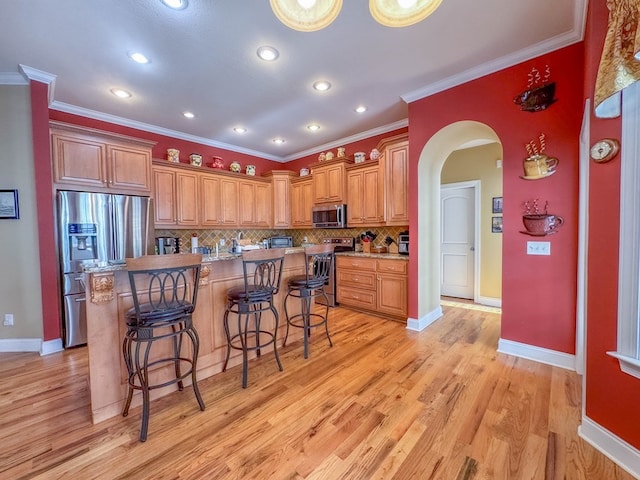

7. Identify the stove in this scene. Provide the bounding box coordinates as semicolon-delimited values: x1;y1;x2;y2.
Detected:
317;237;355;306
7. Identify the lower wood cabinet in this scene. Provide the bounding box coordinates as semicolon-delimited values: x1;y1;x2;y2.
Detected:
336;255;408;319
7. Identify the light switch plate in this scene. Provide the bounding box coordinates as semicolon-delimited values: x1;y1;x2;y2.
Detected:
527;241;551;255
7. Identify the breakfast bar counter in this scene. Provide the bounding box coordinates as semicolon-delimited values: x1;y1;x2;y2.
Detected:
83;249;306;424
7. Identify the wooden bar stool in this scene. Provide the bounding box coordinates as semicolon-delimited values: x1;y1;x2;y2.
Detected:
222;248;286;388
122;253;205;442
283;244;335;358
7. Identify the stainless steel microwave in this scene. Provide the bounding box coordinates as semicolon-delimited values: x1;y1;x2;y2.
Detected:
312;204;347;228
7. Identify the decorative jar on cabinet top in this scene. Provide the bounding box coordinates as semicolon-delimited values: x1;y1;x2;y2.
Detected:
167;148;180;163
189;153;203;166
229;161;241;173
246;165;256;176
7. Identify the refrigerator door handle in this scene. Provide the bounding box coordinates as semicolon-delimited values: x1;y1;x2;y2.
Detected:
74;297;86;303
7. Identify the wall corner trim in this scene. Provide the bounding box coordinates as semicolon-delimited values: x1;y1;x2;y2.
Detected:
18;64;57;105
497;338;576;370
41;338;64;356
579;416;640;479
406;306;443;331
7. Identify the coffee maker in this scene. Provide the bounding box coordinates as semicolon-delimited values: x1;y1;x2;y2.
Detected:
398;231;409;255
155;236;179;255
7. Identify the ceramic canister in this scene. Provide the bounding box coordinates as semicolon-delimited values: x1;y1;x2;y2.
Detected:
167;148;180;163
189;153;203;166
246;165;256;176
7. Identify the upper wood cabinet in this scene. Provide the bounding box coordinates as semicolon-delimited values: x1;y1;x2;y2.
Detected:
379;135;409;225
346;161;384;226
311;158;349;204
290;177;313;228
200;175;239;228
264;170;296;229
238;179;272;228
152;165;199;228
50;121;154;194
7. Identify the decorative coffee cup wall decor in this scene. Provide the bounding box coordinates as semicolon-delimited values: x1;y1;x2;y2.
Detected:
520;133;558;179
513;65;557;112
521;199;564;235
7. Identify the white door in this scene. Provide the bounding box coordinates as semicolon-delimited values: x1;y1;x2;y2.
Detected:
441;185;475;299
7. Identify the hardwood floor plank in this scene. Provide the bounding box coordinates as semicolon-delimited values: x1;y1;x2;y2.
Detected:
0;305;635;480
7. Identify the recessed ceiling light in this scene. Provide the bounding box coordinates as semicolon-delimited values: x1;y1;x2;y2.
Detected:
307;124;321;131
355;105;367;113
128;52;150;64
272;138;286;144
183;111;195;118
110;88;131;98
256;46;279;61
161;0;188;9
313;80;331;92
233;127;247;134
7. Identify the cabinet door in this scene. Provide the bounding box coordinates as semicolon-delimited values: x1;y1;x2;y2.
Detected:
200;175;223;226
313;168;329;204
385;141;409;225
377;273;408;317
291;179;313;227
52;133;107;188
219;178;239;226
363;167;383;223
272;175;291;228
254;182;272;227
153;168;177;226
176;172;199;226
347;170;365;225
107;144;151;193
326;164;345;202
238;181;255;226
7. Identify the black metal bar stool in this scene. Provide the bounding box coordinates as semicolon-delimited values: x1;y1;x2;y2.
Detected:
283;244;335;359
122;253;205;442
222;248;286;388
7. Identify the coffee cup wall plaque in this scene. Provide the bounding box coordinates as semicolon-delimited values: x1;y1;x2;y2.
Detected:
521;199;564;236
514;65;557;112
520;133;558;180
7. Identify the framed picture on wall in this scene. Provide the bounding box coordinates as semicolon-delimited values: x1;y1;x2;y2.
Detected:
492;196;503;214
492;216;503;233
0;190;19;219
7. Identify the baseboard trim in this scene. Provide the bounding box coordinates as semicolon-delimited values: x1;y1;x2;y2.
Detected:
579;416;640;479
41;338;64;355
477;296;502;308
0;338;64;355
497;338;576;370
406;306;443;331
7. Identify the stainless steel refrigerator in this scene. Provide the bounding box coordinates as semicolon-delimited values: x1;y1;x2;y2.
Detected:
57;191;154;347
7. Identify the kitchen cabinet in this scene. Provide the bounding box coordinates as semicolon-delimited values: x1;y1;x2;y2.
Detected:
380;135;409;226
50;121;153;194
336;255;408;319
152;165;199;228
238;179;272;228
264;170;296;229
290;177;313;227
346;161;384;226
200;174;239;227
311;158;349;204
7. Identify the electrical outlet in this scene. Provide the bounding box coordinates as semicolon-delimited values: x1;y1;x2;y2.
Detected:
527;241;551;255
4;313;14;326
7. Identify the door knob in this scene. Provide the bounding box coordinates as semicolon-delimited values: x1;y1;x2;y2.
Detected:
470;246;475;251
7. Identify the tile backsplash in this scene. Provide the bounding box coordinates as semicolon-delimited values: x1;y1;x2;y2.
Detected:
155;226;408;253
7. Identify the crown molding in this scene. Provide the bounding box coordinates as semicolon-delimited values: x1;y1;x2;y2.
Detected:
50;101;284;162
284;119;409;161
0;72;29;85
19;65;57;105
401;0;587;104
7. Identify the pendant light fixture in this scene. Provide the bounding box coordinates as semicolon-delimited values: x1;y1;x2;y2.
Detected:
369;0;443;27
270;0;343;32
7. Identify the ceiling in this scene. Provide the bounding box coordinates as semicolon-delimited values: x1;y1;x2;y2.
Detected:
0;0;586;162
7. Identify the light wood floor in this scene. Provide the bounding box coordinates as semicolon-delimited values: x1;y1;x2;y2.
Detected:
0;304;634;479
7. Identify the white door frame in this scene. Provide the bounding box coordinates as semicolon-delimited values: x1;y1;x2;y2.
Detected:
441;180;481;303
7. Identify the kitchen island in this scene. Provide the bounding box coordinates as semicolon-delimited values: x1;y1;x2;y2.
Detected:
83;249;307;424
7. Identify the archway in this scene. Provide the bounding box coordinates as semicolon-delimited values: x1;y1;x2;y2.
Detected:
410;120;501;330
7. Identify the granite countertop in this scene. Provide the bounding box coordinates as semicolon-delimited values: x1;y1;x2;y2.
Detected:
82;247;307;273
337;251;409;261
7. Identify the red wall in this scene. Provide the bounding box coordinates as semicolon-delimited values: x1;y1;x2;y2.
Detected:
49;111;283;176
583;0;640;449
30;82;61;341
408;44;584;354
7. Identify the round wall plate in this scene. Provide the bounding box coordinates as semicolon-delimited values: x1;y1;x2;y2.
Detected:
590;138;620;163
